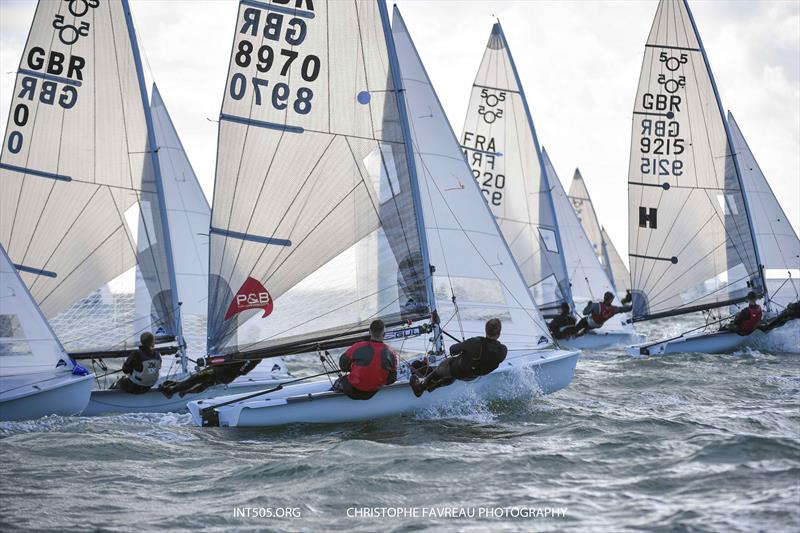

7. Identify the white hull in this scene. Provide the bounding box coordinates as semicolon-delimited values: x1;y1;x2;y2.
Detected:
559;330;645;350
82;373;293;416
0;371;94;421
188;348;580;428
628;330;750;356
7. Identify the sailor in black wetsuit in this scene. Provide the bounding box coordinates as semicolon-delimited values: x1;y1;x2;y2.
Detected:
758;301;800;333
410;318;507;397
548;302;577;340
112;332;162;395
159;360;261;399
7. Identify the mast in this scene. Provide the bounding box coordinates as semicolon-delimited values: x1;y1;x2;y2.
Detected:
494;23;575;310
378;0;440;350
121;0;185;367
681;0;766;307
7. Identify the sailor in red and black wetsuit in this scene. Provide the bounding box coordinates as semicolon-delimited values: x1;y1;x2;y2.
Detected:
726;291;763;335
333;319;397;400
569;291;632;337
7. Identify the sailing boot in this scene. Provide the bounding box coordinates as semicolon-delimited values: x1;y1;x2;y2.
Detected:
410;375;424;398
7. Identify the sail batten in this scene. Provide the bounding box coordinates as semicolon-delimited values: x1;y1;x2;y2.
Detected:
627;0;763;321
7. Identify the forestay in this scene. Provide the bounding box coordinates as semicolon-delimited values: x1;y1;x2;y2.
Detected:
150;84;211;356
392;8;552;350
460;23;570;316
728;112;800;311
627;0;762;321
602;228;632;296
208;0;431;356
542;151;627;331
0;244;73;376
0;0;178;351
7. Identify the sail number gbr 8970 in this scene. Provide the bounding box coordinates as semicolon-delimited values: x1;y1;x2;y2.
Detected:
231;3;320;115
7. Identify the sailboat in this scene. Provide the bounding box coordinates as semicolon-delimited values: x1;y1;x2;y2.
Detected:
626;0;785;356
1;244;93;421
460;22;640;350
568;169;632;300
0;0;290;416
187;1;578;428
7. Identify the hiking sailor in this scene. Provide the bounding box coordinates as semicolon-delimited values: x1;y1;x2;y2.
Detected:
112;332;162;394
159;360;260;399
724;291;763;335
569;291;632;338
410;318;507;397
548;302;577;340
332;319;398;400
758;300;800;333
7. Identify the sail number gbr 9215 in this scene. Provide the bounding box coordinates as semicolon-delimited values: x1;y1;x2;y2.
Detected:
637;50;689;179
231;3;320;115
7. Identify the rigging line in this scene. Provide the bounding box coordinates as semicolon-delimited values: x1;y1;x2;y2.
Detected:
648;271;752;312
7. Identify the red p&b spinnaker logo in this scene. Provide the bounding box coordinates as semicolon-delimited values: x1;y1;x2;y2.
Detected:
224;277;273;320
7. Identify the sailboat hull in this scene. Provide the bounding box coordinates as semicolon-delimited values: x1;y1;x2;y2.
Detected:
627;330;751;356
82;373;293;416
187;348;580;428
0;372;93;422
559;330;645;350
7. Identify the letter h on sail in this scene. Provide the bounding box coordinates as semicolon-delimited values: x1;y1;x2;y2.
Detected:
639;207;658;229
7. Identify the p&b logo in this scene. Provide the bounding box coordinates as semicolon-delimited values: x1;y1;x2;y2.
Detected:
225;277;274;320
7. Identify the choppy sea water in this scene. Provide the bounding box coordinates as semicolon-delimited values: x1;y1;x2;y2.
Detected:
1;317;798;532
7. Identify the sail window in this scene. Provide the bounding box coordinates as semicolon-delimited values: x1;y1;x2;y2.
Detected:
716;194;739;215
538;228;559;253
364;144;400;205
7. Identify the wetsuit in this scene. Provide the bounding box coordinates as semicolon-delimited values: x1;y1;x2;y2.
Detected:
548;313;577;340
726;303;763;335
419;336;508;393
160;360;260;398
758;301;800;333
333;340;397;400
114;347;162;394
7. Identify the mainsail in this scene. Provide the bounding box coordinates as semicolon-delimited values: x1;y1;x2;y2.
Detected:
392;8;552;350
0;244;73;376
0;0;180;351
150;84;210;357
460;23;571;316
627;0;763;321
207;0;432;357
728;112;800;311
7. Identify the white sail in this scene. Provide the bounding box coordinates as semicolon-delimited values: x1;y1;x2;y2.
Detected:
392;8;552;350
602;227;632;295
0;244;72;376
460;23;570;316
728;112;800;311
542;150;628;332
150;84;210;355
207;0;432;355
627;0;762;321
0;0;178;350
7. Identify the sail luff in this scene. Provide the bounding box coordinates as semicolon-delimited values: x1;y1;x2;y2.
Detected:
680;0;766;295
121;0;184;352
377;0;437;319
493;23;575;309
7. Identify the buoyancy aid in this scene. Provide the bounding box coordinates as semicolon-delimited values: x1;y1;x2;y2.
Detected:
737;304;762;334
590;302;615;327
343;341;396;392
130;351;162;387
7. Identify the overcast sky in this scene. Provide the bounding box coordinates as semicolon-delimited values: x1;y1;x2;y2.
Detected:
1;0;798;261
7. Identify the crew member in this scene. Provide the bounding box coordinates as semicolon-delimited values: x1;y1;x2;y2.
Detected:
621;290;632;305
758;301;800;333
410;318;507;397
569;292;632;337
159;360;260;399
332;319;397;400
112;332;162;394
725;291;763;335
548;302;576;340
